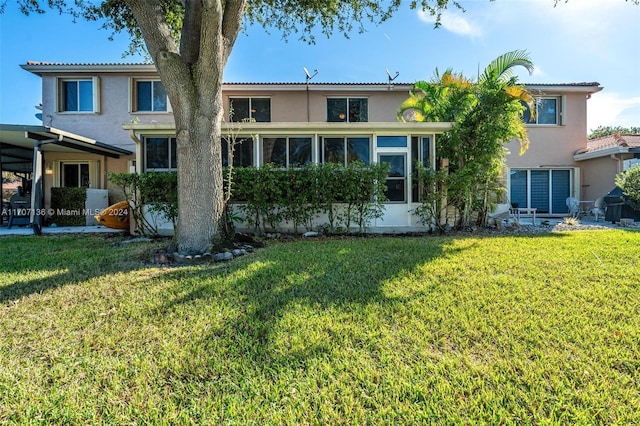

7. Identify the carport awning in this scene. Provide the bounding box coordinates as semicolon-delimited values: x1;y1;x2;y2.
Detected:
0;124;133;173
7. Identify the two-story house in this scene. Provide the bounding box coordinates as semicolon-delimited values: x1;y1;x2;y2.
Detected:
1;61;611;232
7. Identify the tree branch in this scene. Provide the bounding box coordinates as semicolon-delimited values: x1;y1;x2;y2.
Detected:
180;0;202;65
221;0;246;61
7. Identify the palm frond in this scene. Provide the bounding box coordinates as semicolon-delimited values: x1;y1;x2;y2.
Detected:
480;50;534;84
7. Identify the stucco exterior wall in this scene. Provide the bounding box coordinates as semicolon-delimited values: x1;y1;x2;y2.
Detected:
505;92;589;169
223;86;410;123
40;72;174;153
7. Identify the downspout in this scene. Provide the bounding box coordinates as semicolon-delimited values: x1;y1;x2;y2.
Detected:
30;137;59;235
611;154;623;174
128;130;143;174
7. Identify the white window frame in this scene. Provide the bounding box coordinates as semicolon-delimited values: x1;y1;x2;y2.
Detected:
56;77;100;113
523;96;564;126
53;160;98;188
130;78;172;113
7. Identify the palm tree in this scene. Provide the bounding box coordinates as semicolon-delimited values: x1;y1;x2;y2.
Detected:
399;50;536;228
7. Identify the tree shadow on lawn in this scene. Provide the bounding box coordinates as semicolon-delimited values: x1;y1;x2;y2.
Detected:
0;234;159;303
155;232;573;380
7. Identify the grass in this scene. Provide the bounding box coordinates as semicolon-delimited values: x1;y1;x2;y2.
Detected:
1;230;639;424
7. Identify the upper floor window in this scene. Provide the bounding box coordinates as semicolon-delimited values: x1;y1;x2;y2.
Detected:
522;97;560;125
144;136;177;171
58;78;99;113
134;80;169;112
229;97;271;122
327;98;368;122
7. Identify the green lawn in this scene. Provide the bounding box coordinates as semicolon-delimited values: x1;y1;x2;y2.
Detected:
1;230;639;424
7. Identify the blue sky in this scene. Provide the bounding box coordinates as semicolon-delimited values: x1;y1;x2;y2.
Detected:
1;0;639;133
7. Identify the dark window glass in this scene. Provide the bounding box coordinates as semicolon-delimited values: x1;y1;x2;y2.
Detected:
510;170;527;209
263;137;287;166
145;138;170;169
222;137;254;167
62;163;90;187
327;98;348;122
63;81;78;111
348;98;368;122
347;137;370;165
230;98;250;122
323;137;345;164
63;163;79;187
289;137;312;166
137;81;152;111
537;98;558;125
377;136;407;148
380;154;406;202
551;170;570;214
252;98;271;122
152;81;168;111
170;138;177;169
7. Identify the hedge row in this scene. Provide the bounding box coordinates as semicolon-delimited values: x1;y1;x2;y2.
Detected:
230;162;389;234
110;162;390;236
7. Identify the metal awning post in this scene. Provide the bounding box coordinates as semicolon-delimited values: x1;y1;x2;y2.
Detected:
30;138;56;235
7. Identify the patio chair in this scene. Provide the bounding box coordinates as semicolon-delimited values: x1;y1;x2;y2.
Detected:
566;197;580;218
591;197;605;222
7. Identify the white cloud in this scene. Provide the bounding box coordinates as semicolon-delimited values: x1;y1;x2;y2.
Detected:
417;10;483;38
588;92;640;131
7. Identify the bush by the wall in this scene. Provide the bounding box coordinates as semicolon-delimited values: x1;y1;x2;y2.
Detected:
109;172;177;236
616;165;640;211
50;187;87;226
232;162;388;235
111;164;388;236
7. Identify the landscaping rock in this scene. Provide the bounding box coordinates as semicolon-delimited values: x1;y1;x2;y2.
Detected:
123;237;154;244
214;252;234;262
303;231;319;238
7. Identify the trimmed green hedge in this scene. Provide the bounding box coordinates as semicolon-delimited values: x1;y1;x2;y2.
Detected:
50;187;87;226
110;162;389;236
231;162;389;235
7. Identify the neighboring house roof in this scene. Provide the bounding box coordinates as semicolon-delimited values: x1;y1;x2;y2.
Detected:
574;134;640;161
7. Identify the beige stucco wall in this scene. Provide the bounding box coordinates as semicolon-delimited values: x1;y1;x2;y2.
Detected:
578;154;635;201
505;92;589;169
223;86;410;123
40;72;173;153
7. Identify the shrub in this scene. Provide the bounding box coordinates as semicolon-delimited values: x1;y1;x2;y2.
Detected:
109;172;177;236
615;165;640;210
50;187;87;226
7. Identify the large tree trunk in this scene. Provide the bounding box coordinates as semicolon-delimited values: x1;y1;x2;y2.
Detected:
126;0;245;254
174;91;225;255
